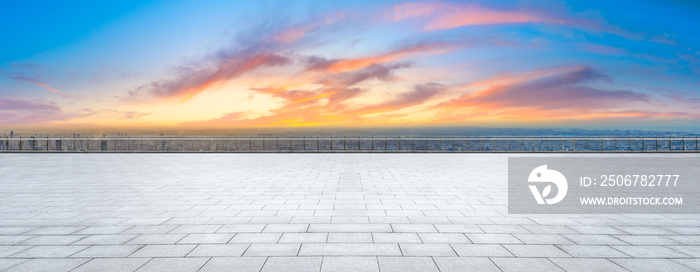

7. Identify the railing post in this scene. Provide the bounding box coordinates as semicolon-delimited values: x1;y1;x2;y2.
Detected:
629;137;631;152
276;137;279;151
438;137;441;151
452;138;455;151
521;138;524;152
600;137;605;152
385;137;388;151
668;137;671;152
642;137;645;151
317;136;319;151
303;136;306;151
330;137;333;151
398;137;401;151
479;138;482;152
655;137;658;151
412;137;415;151
614;137;617;152
682;137;685;151
371;137;374;151
344;137;346;151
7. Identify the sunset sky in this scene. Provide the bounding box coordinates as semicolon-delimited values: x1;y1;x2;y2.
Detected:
1;0;699;130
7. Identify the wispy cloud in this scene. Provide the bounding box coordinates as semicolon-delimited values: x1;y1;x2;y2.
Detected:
654;88;700;103
0;99;67;124
129;54;292;103
8;73;62;94
103;1;700;128
0;99;150;125
429;66;675;123
349;82;445;115
389;2;564;31
80;109;152;120
386;1;677;45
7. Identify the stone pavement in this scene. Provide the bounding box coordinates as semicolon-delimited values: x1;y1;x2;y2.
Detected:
0;153;698;272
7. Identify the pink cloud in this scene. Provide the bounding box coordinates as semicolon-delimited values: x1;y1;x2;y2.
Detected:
10;75;62;94
129;54;292;102
390;2;565;31
273;26;313;43
0;99;66;124
0;99;151;126
387;2;671;45
272;11;349;43
428;66;673;124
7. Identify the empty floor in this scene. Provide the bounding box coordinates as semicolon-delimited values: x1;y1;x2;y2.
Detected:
0;154;698;271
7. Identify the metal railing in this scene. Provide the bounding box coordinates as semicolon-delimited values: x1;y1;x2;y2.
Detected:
0;136;698;153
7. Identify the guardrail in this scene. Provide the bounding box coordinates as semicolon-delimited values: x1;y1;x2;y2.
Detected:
0;136;698;152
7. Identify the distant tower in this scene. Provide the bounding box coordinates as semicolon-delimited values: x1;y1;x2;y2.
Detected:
10;131;13;138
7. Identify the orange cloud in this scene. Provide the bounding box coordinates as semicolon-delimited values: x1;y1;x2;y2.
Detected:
249;61;413;110
179;65;696;128
453;67;582;94
123;3;692;128
348;82;445;116
183;82;444;128
428;66;667;124
322;42;458;73
130;54;292;103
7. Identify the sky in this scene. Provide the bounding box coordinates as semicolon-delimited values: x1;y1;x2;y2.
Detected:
1;0;699;131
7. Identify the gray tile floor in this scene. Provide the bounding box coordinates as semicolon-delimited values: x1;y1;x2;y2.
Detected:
0;153;698;271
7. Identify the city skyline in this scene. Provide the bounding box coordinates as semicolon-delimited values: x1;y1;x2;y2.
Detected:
1;0;699;130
